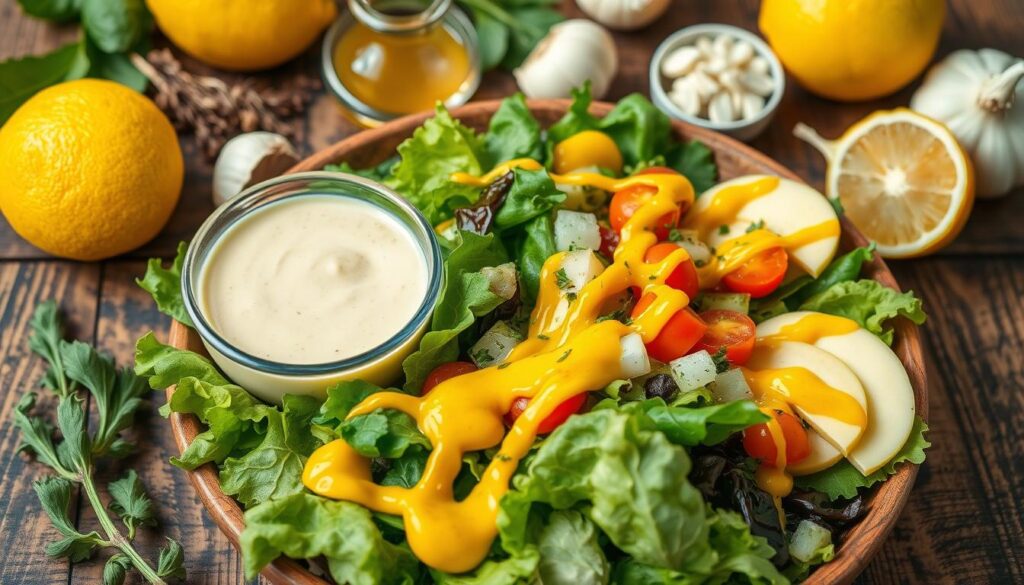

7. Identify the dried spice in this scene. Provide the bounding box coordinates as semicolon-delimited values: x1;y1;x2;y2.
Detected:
131;49;321;160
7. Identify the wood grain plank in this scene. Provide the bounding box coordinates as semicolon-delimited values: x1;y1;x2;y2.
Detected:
0;260;99;584
69;261;251;585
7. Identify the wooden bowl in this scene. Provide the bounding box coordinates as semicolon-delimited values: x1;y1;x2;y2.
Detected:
168;99;928;585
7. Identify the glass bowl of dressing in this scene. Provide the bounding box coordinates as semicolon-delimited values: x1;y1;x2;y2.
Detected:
322;0;481;126
182;172;442;403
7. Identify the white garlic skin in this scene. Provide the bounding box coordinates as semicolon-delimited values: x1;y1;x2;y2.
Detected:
514;20;618;100
213;132;300;206
911;48;1024;198
575;0;670;31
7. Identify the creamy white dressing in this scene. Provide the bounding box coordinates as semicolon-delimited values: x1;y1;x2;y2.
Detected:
199;195;429;364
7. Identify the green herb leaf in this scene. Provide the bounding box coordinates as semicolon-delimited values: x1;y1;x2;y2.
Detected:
14;393;71;476
471;8;509;71
29;296;73;398
81;0;149;54
645;400;769;447
102;554;132;585
107;469;156;532
795;416;930;499
0;41;89;124
515;214;557;303
17;0;82;22
799;279;926;345
492;167;565;230
56;393;91;470
156;538;187;579
240;492;422;584
34;476;105;562
137;242;193;327
664;140;717;195
485;93;543;162
84;38;148;91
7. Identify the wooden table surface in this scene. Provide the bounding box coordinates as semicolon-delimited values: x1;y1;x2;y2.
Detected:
1;0;1022;583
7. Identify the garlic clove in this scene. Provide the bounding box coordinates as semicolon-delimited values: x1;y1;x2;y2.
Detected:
514;19;618;99
705;54;729;76
719;69;742;93
690;69;721;100
213;132;299;206
669;81;702;116
711;34;733;60
695;36;714;58
748;55;770;75
740;92;766;120
729;41;755;68
707;91;735;123
662;46;702;78
740;71;775;97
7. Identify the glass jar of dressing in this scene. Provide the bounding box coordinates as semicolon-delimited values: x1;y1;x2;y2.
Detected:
322;0;481;125
182;172;442;404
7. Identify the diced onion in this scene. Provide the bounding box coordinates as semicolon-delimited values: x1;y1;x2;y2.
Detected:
554;210;601;252
669;350;717;391
618;333;651;379
469;321;522;367
789;520;832;564
709;368;753;402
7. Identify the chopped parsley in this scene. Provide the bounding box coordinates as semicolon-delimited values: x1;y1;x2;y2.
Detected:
718;225;730;235
557;349;572;363
668;228;684;242
711;347;730;373
745;219;765;233
555;268;572;290
829;196;845;215
470;348;495;365
596;308;632;324
537;334;550;341
497;362;511;370
694;259;707;268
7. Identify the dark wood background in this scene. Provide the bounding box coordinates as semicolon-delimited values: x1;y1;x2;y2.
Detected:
1;0;1021;583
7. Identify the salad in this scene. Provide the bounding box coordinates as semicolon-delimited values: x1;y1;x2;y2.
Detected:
136;85;929;584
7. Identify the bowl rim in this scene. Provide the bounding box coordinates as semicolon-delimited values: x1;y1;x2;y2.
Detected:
166;98;927;585
649;23;786;131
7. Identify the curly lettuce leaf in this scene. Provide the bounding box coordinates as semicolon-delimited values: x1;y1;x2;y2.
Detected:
645;400;769;447
498;408;712;572
485;93;544;163
402;231;509;391
325;157;399;182
137;242;192;326
799;279;926;345
536;510;610;585
795;416;930;499
241;492;421;585
431;550;539;585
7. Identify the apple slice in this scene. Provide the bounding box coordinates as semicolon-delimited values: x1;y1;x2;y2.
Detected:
757;311;916;475
691;175;839;277
746;341;868;456
788;429;842;476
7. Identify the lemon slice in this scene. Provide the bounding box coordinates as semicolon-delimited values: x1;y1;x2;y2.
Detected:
795;108;974;258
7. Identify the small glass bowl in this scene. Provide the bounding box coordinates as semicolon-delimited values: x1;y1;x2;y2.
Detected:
321;0;481;127
182;172;442;403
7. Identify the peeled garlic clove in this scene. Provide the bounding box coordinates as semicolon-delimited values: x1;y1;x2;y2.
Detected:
748;55;770;75
670;83;701;116
740;92;766;120
741;71;775;96
729;41;755;67
690;69;720;100
515;19;618;99
712;34;733;59
695;36;714;58
708;92;735;123
705;55;729;76
729;88;745;112
213;132;299;206
719;69;742;93
662;46;702;78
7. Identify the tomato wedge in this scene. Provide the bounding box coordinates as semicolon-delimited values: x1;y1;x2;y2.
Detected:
422;361;477;394
630;292;707;362
504;393;587;434
722;247;788;298
743;411;811;466
693;309;757;365
609;167;682;239
644;242;700;299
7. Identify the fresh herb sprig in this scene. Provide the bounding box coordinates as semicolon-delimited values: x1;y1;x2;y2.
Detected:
456;0;563;71
14;301;185;584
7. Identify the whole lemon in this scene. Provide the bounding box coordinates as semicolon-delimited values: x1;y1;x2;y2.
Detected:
146;0;337;71
759;0;945;101
0;79;183;261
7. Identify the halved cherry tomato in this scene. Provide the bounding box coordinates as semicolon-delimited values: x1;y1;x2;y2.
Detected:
630;292;707;362
609;167;682;239
722;247;788;298
422;361;477;394
644;242;700;299
504;393;587;434
743;411;811;466
693;309;757;365
598;224;620;260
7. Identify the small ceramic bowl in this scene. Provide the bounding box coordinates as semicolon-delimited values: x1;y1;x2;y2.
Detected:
649;23;785;142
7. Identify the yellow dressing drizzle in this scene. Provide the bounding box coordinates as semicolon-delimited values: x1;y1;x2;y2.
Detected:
303;158;697;573
685;176;779;240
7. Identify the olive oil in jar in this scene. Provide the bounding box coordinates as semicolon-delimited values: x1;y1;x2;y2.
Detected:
323;0;480;124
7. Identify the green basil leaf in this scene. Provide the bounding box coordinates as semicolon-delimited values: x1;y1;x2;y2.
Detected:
81;0;149;54
17;0;82;21
473;9;509;71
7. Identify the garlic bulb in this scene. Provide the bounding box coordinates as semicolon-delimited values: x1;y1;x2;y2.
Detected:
514;20;617;99
575;0;669;31
212;132;300;206
911;49;1024;198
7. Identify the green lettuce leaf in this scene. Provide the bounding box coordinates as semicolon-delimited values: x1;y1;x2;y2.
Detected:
799;279;926;345
537;510;609;585
493;168;565;231
795;416;930;499
514;214;557;304
749;245;876;322
241;492;421;585
402;231;508;391
431;550;539;585
136;242;192;327
665;140;718;195
546;84;600;147
386;105;487;224
339;408;430;459
645;400;769;447
484;93;544;163
324;157;399;182
498;408;712;572
133;331;227;388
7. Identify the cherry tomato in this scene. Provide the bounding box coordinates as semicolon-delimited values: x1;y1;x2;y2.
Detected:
722;248;788;298
630;292;707;362
693;309;757;365
504;393;587;434
609;167;682;239
743;411;811;466
598;224;620;260
422;361;477;394
644;242;700;299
